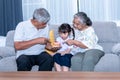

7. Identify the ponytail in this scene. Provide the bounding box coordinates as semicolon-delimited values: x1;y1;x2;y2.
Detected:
71;28;75;40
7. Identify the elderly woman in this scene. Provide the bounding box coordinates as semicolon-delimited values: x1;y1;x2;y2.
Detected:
65;12;105;71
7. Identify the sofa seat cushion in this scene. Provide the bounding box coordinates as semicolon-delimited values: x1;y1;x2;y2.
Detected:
0;56;39;71
0;56;17;71
94;54;120;72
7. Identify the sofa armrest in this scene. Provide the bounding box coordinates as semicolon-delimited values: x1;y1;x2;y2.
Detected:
0;46;15;58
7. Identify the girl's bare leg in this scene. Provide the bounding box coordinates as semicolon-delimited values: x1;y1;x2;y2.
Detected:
54;62;62;71
62;66;69;71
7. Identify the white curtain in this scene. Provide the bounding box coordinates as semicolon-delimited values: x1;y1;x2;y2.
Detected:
46;0;77;24
22;0;120;24
22;0;77;24
22;0;47;21
78;0;120;21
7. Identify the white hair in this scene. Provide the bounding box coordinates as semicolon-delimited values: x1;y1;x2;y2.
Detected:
33;8;50;23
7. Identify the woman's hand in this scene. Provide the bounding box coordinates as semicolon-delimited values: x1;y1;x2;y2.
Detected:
66;39;88;49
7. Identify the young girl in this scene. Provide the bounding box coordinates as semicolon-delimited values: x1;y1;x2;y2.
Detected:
53;23;74;71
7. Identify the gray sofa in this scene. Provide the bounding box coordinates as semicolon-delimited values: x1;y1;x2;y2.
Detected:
0;22;120;72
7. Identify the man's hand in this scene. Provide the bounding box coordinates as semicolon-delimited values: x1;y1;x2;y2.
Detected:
14;37;49;50
36;37;49;44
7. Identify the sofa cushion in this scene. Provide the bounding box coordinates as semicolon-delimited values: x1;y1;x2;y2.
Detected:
112;43;120;55
93;22;119;43
117;27;120;42
0;56;2;60
0;56;17;71
94;54;120;72
6;30;15;47
0;47;15;58
99;43;115;54
49;24;59;38
0;36;6;47
0;56;39;71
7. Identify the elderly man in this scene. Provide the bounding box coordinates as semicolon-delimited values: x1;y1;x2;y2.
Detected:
14;8;53;71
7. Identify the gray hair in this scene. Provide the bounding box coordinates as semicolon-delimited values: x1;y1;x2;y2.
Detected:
33;8;50;23
74;12;92;26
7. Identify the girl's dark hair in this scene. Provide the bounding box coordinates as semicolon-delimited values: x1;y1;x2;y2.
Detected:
74;12;92;26
58;23;75;40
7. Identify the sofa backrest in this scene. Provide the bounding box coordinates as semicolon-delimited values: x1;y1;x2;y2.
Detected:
92;22;119;53
117;27;120;41
49;24;59;38
6;30;15;47
92;22;119;43
6;22;119;54
5;25;59;48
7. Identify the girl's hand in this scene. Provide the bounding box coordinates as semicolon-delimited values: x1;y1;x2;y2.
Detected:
60;48;71;56
65;39;74;46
